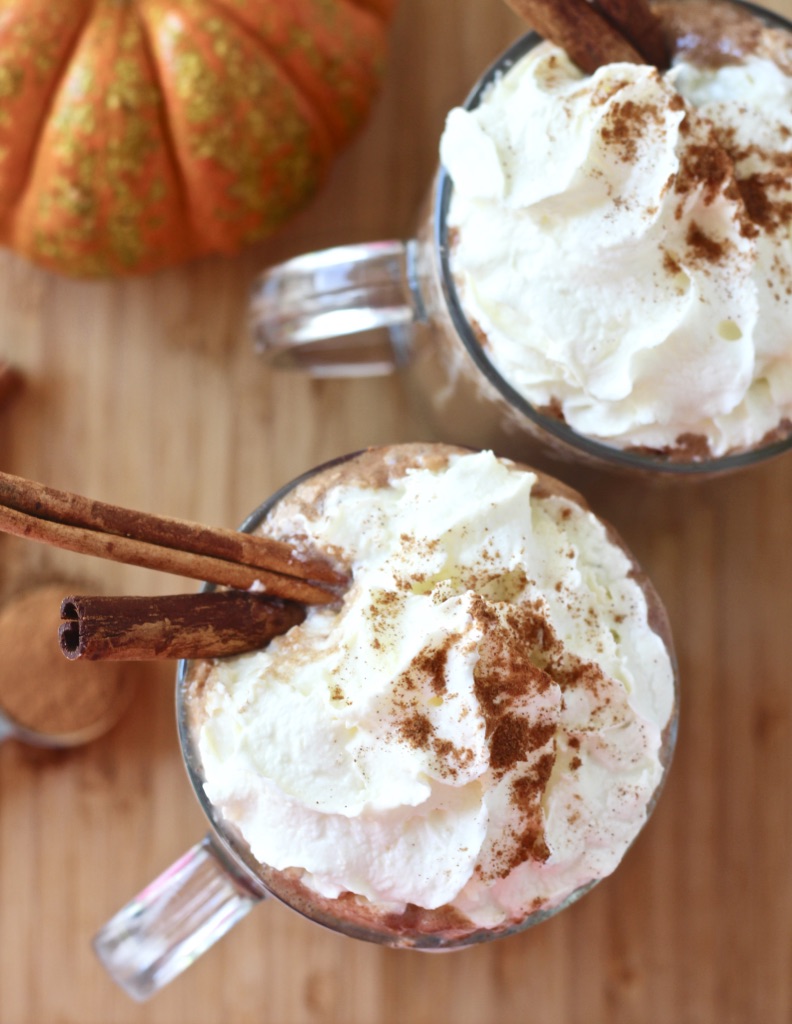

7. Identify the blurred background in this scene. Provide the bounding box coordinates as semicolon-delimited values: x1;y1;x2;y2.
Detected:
0;0;790;1021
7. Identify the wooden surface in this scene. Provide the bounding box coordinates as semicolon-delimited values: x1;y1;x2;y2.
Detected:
1;1;792;1021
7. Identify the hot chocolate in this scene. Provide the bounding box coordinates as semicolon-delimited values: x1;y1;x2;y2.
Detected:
184;444;677;942
439;1;792;460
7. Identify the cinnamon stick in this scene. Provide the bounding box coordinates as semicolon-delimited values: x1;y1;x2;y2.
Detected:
0;472;344;605
0;361;23;411
59;592;306;661
504;0;645;73
593;0;668;68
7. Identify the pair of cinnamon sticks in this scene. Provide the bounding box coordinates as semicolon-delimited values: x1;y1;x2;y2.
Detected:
505;0;668;74
0;471;347;662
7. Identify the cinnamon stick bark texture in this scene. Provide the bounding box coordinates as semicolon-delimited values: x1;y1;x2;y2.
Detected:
593;0;668;68
504;0;645;73
0;471;344;605
60;593;307;661
0;471;344;585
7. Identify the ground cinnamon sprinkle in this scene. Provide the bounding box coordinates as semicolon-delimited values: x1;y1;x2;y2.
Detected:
489;715;533;773
685;221;727;264
674;139;734;205
411;645;450;695
507;760;555;866
391;633;479;778
490;716;557;774
463;596;563;877
737;172;792;232
398;711;433;749
600;99;663;163
662;250;683;276
671;121;792;250
549;655;608;697
381;532;644;883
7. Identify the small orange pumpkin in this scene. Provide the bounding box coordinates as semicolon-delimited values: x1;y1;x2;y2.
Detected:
0;0;397;276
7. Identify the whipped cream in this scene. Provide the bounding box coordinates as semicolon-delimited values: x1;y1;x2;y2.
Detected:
440;4;792;457
192;446;676;931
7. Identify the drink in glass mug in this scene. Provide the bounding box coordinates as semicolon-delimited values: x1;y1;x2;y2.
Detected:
94;444;678;999
251;1;792;476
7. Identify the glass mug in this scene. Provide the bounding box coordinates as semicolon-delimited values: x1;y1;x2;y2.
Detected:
93;449;679;1001
250;5;792;477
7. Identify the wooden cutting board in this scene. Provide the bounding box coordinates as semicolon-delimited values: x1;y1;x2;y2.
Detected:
1;1;791;1021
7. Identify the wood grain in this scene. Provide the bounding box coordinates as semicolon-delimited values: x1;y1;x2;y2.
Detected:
1;1;792;1021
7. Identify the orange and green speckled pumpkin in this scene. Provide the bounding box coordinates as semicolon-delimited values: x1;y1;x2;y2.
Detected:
0;0;397;276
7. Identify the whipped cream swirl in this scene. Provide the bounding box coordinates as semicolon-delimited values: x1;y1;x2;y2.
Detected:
193;448;675;928
440;9;792;456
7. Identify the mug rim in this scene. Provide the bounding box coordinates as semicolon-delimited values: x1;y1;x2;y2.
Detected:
434;0;792;476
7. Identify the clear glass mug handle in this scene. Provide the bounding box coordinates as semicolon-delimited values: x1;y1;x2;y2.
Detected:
93;834;264;1001
249;240;426;377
